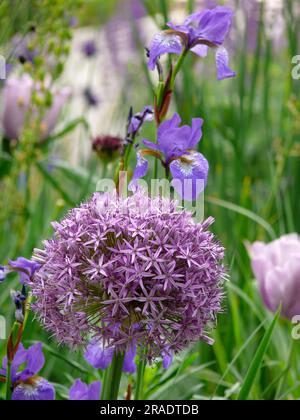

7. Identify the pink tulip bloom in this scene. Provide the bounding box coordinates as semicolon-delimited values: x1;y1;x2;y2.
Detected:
248;234;300;320
2;74;70;140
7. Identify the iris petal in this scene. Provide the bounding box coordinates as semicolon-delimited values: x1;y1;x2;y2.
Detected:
128;152;149;190
148;32;183;70
170;151;209;201
215;47;236;81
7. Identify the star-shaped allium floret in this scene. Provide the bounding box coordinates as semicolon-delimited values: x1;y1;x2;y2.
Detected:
127;219;152;239
139;247;166;272
176;246;205;268
56;255;81;280
111;238;147;264
154;261;184;291
83;255;111;280
121;262;154;286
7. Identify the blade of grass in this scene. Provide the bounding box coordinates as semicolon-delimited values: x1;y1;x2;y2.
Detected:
237;308;280;400
206;196;276;240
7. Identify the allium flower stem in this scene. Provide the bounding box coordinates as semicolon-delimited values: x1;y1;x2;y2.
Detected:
101;352;125;400
134;349;147;401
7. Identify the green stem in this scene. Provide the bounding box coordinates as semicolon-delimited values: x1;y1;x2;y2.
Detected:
101;352;125;400
275;338;296;399
134;349;147;400
5;361;12;400
170;49;188;90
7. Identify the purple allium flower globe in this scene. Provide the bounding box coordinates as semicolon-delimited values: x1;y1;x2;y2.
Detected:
30;191;225;361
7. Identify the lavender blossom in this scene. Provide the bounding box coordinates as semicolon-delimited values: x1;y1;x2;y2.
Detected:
2;74;70;140
0;343;55;400
30;191;225;361
69;379;101;400
129;113;209;201
148;6;236;80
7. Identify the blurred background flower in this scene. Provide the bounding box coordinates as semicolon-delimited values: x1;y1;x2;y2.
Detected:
2;74;71;141
248;234;300;320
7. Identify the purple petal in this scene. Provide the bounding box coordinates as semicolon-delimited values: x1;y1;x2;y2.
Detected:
193;6;234;46
128;152;149;191
128;116;141;134
87;381;102;400
148;32;183;71
157;113;182;139
157;114;204;162
69;379;101;400
190;44;208;57
162;352;173;369
167;6;233;47
9;257;40;284
2;74;33;140
123;345;137;374
12;378;55;400
188;118;204;149
2;75;70;141
18;343;45;382
84;339;114;370
143;139;161;152
128;106;154;134
215;47;236;81
159;126;192;162
10;344;27;383
170;152;209;201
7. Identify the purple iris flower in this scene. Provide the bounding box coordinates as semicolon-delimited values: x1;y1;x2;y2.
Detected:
84;339;137;374
128;106;154;135
84;339;114;370
148;6;236;81
69;379;101;400
8;257;40;284
0;343;55;400
82;40;98;57
123;345;137;374
129;113;209;201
